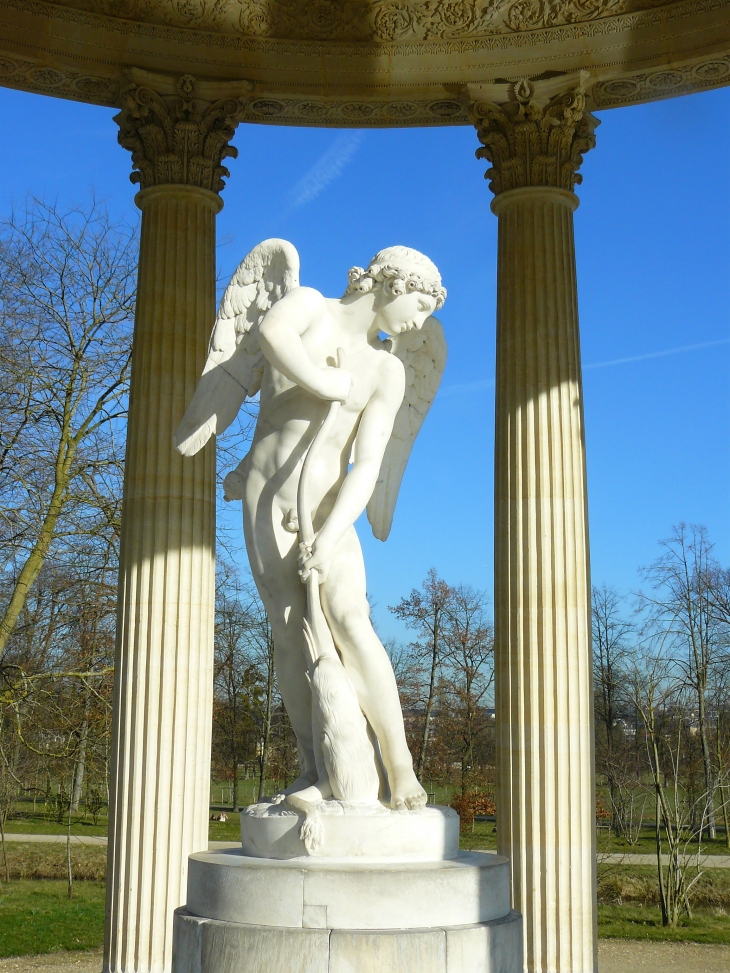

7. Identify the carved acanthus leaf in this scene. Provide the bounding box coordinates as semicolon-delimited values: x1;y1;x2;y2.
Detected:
114;75;244;192
468;79;599;195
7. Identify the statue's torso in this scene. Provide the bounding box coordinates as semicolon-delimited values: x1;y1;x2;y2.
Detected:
243;301;397;526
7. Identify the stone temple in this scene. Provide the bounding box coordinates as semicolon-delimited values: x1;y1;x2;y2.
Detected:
0;3;727;971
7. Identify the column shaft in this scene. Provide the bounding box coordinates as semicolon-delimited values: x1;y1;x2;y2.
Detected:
493;186;596;973
104;185;219;973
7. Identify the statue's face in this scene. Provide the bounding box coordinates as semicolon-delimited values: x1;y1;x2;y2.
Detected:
375;289;437;337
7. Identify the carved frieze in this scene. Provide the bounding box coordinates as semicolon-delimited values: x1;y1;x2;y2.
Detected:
114;75;243;191
48;0;674;40
0;50;119;103
593;53;730;105
240;95;469;126
468;79;598;195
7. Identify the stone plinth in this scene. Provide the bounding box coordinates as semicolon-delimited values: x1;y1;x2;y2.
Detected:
174;908;522;973
187;847;510;929
173;848;522;973
240;801;459;861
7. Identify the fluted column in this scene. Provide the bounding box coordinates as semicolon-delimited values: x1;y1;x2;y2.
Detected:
105;76;242;973
469;80;599;973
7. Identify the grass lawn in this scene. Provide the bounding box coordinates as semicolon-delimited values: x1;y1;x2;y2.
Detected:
458;820;498;851
1;842;106;880
596;830;729;856
0;881;106;956
598;905;730;943
208;816;241;842
596;864;730;943
4;807;108;837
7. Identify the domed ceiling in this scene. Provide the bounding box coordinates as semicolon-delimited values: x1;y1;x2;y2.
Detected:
0;0;728;123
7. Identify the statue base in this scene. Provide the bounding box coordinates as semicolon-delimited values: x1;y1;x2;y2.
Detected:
240;799;460;861
173;847;522;973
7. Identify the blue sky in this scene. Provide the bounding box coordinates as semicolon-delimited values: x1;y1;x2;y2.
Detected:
1;84;727;640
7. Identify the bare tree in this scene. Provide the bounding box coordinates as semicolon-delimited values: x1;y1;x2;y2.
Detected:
625;643;707;926
442;585;494;794
0;198;131;852
704;564;730;846
213;569;258;810
0;197;136;658
238;582;276;802
639;524;723;838
211;562;280;807
592;584;640;837
389;569;453;781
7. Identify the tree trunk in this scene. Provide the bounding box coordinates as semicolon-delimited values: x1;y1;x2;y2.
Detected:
0;441;75;656
258;649;274;802
71;718;89;813
716;713;729;849
0;806;8;884
416;620;440;782
698;705;716;840
655;776;668;925
690;601;715;840
67;792;73;900
721;785;730;851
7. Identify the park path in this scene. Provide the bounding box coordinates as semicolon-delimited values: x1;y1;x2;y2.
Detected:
1;835;238;850
598;941;730;972
598;851;730;868
2;943;730;973
2;835;107;846
5;835;730;867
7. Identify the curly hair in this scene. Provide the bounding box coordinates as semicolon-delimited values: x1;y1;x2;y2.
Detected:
344;245;446;310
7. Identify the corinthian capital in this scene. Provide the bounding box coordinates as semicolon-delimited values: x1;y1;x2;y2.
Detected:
468;78;599;196
114;74;245;193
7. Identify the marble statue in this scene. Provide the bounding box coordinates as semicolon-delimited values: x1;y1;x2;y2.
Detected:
175;240;446;833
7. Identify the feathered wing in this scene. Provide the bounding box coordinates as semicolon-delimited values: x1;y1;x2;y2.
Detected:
173;239;300;456
366;316;447;542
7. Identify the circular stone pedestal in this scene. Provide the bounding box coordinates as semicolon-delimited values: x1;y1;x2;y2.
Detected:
173;846;523;973
240;800;460;861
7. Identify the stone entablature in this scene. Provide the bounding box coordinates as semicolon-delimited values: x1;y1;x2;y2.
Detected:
0;0;729;120
46;0;672;41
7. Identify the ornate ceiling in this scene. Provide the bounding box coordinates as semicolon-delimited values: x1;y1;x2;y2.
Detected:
0;0;729;123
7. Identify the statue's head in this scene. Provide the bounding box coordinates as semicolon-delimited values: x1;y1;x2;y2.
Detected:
344;246;446;337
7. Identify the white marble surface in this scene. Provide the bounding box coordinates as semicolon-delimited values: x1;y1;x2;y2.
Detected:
239;802;459;861
172;909;523;973
176;243;447;820
186;848;511;930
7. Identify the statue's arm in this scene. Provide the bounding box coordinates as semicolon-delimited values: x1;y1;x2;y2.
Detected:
310;356;405;568
258;288;350;402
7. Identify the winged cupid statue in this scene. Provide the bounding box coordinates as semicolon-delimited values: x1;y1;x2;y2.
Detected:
175;240;446;843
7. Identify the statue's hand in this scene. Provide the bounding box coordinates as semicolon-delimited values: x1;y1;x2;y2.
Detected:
315;366;351;404
298;537;335;584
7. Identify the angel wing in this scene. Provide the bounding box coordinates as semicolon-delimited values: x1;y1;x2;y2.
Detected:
173;239;300;456
366;316;447;542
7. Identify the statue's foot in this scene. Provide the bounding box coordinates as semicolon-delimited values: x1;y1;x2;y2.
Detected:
289;779;333;804
389;766;427;810
272;773;333;804
267;771;317;804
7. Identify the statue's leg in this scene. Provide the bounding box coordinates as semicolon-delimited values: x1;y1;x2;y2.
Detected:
242;490;320;792
321;527;427;810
